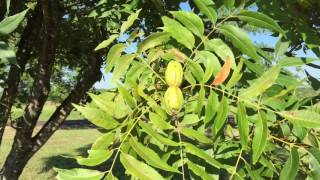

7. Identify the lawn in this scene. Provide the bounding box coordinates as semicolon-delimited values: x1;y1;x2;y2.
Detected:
0;127;102;180
11;101;84;121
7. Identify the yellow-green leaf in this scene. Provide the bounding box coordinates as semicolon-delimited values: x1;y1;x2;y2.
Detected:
185;143;223;168
278;110;320;128
105;43;126;74
171;11;204;37
137;32;170;53
77;149;113;166
112;54;135;82
116;83;136;109
0;9;28;35
252;111;268;164
212;96;228;134
139;122;179;146
204;38;236;69
237;102;249;150
238;10;285;34
162;16;195;50
120;153;165;180
149;112;173;130
94;34;118;51
73;105;119;129
279;148;299;180
193;0;217;23
239;65;281;100
120;9;141;34
54;168;104;180
180;128;212;144
129;138;179;173
219;25;259;61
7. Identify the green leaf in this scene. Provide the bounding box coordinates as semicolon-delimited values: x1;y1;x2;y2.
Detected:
243;59;264;76
91;132;115;150
116;83;136;109
225;58;244;89
171;11;204;37
112;54;135;82
219;25;259;61
120;153;165;180
239;65;281;100
193;0;217;23
307;147;320;179
0;9;28;35
184;69;197;85
73;105;119;129
204;90;219;123
237;102;249;150
129;138;179;173
278;57;318;67
0;41;15;62
125;62;146;84
105;43;126;74
120;9;141;34
238;10;285;34
181;127;212;144
185;143;223;168
275;39;290;59
279;148;299;180
88;93;115;115
252;111;268;164
149;112;173;130
77;149;113;166
197;51;221;83
137;32;170;53
204;38;235;69
54;168;104;180
224;0;234;9
139;122;179;146
181;114;200;126
187;161;212;180
212;96;228;134
196;87;205;115
94;34;118;51
278;110;320;128
187;60;205;82
162;16;195;50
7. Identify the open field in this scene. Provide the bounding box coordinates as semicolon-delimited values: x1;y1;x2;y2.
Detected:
11;102;84;121
0;127;102;180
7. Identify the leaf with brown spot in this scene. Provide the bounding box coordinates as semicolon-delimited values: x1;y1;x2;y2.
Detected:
212;57;232;85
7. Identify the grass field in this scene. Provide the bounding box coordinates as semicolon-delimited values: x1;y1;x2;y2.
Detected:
0;127;102;180
11;102;84;121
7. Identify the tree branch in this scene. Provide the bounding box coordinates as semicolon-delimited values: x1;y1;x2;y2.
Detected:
31;54;103;150
0;5;42;146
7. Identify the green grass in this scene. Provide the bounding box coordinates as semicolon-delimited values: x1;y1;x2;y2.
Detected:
11;102;84;121
0;127;102;180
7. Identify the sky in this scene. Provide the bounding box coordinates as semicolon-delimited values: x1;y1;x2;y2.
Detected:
94;1;319;89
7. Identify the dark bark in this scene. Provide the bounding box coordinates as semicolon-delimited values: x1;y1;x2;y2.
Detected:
0;5;42;146
1;0;59;179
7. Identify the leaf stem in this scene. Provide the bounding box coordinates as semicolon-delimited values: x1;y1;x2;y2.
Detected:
230;149;243;180
176;121;185;180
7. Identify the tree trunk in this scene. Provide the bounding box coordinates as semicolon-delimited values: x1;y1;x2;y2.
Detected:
1;0;59;179
0;5;42;146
